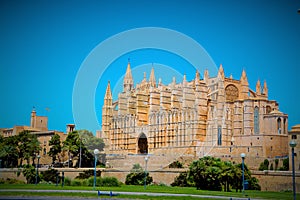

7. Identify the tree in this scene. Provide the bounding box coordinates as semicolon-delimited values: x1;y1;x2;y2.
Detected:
188;156;223;191
234;163;261;191
177;156;261;192
18;131;41;166
48;134;62;164
17;164;36;184
275;158;279;170
220;161;239;192
169;161;183;168
171;171;191;187
63;131;80;167
40;168;60;183
279;157;289;171
258;159;269;171
63;130;105;168
125;163;153;185
0;135;19;168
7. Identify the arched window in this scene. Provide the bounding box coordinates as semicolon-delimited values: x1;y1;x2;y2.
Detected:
277;118;281;134
254;107;259;134
283;118;287;134
266;106;271;114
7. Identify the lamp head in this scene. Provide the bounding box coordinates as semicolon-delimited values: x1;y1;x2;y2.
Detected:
94;149;100;155
145;156;148;161
37;155;41;159
290;140;297;148
240;153;246;158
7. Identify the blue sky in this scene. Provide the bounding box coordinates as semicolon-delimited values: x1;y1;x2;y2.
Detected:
0;0;299;133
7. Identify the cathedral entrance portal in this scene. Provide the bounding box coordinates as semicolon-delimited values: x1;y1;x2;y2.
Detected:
138;133;148;154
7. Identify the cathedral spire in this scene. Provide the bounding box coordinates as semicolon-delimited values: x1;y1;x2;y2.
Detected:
104;81;112;102
149;67;156;87
218;64;225;80
240;69;248;83
240;69;249;99
256;79;261;95
195;70;200;84
143;72;147;82
204;69;209;83
123;59;134;91
183;74;187;85
263;80;268;97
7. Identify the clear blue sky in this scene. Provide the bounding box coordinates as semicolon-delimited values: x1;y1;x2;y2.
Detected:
0;0;299;133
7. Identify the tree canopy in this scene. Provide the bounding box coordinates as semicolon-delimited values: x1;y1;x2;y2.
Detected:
63;130;105;167
172;156;261;192
0;130;41;168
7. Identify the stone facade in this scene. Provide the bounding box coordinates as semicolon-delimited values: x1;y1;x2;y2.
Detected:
288;124;300;171
0;110;71;165
101;62;288;170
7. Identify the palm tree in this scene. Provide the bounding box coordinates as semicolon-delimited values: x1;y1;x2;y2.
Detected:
48;134;62;164
63;131;80;168
18;131;41;166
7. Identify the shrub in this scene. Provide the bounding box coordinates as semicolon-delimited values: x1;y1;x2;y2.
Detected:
282;157;289;171
258;159;269;171
101;177;120;187
87;177;102;187
86;176;120;187
81;179;88;186
275;158;279;170
131;163;143;172
125;171;153;185
71;179;82;186
0;178;25;184
18;164;36;184
168;161;183;168
64;177;71;186
171;171;191;187
40;168;60;183
270;163;274;170
248;177;261;191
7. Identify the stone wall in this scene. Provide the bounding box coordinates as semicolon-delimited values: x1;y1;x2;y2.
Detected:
1;168;299;192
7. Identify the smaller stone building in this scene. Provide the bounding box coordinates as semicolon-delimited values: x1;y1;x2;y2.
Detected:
289;124;300;171
0;109;73;165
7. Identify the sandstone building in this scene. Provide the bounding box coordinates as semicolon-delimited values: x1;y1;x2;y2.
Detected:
101;61;288;170
0;110;72;165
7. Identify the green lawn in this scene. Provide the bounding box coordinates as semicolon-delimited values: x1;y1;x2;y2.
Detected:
0;184;298;200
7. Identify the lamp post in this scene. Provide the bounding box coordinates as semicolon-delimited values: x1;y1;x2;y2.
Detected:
35;155;41;185
290;139;297;200
93;149;100;190
79;137;82;168
240;153;246;195
144;156;149;190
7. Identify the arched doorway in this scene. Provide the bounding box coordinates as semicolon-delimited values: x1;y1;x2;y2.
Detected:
138;133;148;154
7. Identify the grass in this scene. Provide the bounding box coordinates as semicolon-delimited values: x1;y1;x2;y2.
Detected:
0;184;299;200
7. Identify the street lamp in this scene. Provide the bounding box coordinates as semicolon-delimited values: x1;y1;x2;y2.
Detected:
93;149;100;190
290;139;297;200
240;153;246;195
35;155;41;185
144;156;149;190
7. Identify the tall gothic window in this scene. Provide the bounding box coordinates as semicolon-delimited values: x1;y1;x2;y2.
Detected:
283;118;286;134
277;118;281;134
254;107;259;134
217;125;222;146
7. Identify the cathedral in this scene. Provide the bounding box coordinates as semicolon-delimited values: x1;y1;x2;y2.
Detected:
100;61;288;170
